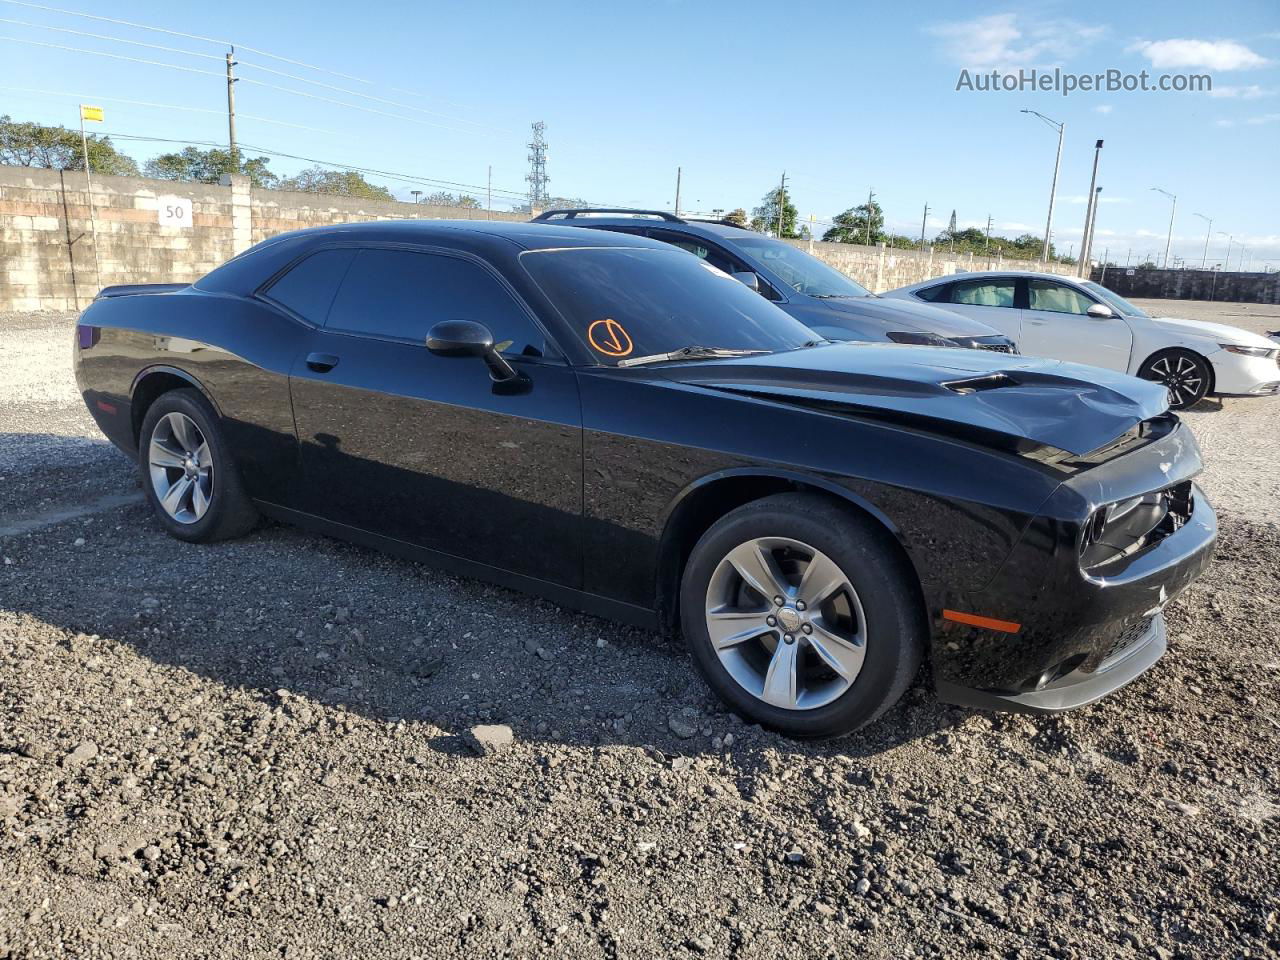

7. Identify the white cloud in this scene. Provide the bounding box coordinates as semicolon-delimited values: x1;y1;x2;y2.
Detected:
1207;84;1273;99
1093;104;1114;114
1129;38;1271;70
927;13;1105;68
1217;112;1280;127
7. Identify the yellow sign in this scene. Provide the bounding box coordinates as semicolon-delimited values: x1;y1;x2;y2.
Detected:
80;104;104;123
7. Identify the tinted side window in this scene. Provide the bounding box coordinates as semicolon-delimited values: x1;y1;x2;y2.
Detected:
325;249;544;356
646;230;783;301
263;248;356;323
915;283;950;302
948;279;1016;307
1028;280;1095;315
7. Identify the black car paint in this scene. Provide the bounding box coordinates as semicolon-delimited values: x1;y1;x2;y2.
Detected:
532;215;1010;346
74;220;1216;709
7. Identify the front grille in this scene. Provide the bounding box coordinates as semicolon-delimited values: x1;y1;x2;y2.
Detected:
976;342;1015;354
1100;617;1154;668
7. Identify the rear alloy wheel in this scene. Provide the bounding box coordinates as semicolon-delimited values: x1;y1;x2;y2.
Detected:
680;493;924;738
138;388;258;543
1138;349;1211;409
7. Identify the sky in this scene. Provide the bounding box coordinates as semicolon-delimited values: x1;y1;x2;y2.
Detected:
2;0;1279;268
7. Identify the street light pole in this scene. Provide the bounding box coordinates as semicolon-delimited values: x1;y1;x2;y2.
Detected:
1192;213;1212;269
1151;187;1176;268
1020;109;1064;263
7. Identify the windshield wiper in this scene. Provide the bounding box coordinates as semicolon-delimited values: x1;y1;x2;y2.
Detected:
616;345;771;368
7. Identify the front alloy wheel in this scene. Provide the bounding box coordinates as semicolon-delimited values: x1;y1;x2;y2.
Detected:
680;493;924;738
1139;350;1211;409
705;537;866;711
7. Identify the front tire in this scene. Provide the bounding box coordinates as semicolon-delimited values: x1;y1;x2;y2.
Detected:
1137;349;1212;409
138;388;258;543
679;493;924;738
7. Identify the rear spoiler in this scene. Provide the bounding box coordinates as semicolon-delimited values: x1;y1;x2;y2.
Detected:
95;283;189;300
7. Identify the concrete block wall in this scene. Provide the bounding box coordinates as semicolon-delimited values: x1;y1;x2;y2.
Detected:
0;165;526;311
1;163;1075;311
784;239;1075;293
1089;266;1280;304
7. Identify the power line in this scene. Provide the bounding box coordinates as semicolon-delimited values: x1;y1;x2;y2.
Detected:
0;15;223;59
0;0;476;110
0;35;223;76
234;58;502;131
0;85;337;133
0;35;507;140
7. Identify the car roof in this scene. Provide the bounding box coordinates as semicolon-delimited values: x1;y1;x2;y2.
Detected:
907;269;1089;289
259;218;675;252
533;213;761;242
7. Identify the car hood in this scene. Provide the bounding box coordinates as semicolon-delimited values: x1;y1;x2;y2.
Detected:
659;343;1170;456
811;295;1001;338
1149;315;1279;349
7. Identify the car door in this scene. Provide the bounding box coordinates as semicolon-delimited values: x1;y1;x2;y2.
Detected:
933;277;1021;341
286;245;584;587
1021;278;1132;371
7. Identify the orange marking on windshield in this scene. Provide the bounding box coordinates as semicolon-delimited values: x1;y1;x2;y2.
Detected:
587;318;634;357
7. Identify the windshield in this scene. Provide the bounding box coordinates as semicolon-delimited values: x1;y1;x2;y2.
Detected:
730;236;872;298
521;247;816;365
1084;281;1150;318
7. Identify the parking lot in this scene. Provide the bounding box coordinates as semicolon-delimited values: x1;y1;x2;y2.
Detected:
1;300;1277;959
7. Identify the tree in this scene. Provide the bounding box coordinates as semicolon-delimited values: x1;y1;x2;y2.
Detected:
750;185;798;238
278;166;393;200
144;146;277;188
723;208;748;227
0;114;138;175
822;200;885;245
421;190;481;208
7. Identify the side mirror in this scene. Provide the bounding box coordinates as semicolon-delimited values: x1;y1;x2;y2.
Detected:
1086;303;1114;319
732;271;761;293
426;319;525;387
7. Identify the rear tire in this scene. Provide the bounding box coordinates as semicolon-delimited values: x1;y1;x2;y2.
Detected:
137;388;258;543
1137;348;1212;409
679;493;924;738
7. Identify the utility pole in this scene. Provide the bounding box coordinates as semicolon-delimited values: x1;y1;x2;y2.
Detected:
919;202;930;251
984;215;993;252
1192;213;1212;268
225;49;238;166
674;167;682;217
1020;109;1064;264
1082;187;1102;276
1151;186;1176;268
776;171;787;237
1078;139;1103;277
865;187;875;245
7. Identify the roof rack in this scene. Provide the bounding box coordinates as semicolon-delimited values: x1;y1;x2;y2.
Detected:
531;208;685;222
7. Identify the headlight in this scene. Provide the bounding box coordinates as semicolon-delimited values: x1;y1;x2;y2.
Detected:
1220;343;1277;358
886;331;955;347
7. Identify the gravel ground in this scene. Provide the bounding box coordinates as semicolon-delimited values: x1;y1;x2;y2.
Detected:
1;303;1277;959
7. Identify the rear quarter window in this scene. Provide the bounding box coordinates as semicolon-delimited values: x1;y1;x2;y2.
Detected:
261;249;357;324
915;283;950;302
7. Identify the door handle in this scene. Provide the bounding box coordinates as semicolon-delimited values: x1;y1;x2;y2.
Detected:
305;352;340;373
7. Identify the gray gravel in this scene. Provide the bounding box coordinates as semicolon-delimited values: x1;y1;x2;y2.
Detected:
1;306;1278;959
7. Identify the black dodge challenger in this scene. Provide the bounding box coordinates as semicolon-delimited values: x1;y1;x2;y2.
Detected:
74;221;1217;737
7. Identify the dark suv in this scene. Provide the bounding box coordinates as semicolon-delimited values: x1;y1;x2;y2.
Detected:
531;209;1017;352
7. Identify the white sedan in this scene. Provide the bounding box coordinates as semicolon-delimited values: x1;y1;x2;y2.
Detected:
883;271;1280;409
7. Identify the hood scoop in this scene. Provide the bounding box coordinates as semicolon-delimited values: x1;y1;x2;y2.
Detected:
941;372;1018;394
